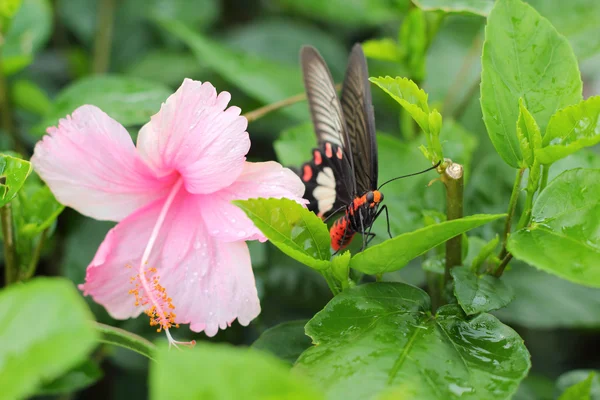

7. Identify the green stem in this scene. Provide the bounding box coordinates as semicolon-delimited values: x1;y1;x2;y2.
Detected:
499;168;525;259
20;228;48;281
442;161;464;284
94;322;156;360
1;203;17;285
494;253;513;277
321;270;340;295
517;161;541;230
539;164;550;192
92;0;116;74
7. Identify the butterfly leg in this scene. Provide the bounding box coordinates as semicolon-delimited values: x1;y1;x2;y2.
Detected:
359;209;369;252
373;205;392;239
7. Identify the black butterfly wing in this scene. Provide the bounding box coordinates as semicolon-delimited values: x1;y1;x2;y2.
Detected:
301;46;356;197
298;143;350;218
340;44;378;194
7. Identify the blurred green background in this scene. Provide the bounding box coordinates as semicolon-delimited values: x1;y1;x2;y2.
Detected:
2;0;600;398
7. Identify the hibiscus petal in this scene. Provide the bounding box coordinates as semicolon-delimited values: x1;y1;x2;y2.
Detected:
137;78;250;195
81;190;260;336
31;105;175;221
200;161;307;242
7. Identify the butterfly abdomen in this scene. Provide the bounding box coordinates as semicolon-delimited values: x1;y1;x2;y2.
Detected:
330;214;356;251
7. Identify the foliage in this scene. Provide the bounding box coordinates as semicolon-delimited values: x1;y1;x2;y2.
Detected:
1;0;599;398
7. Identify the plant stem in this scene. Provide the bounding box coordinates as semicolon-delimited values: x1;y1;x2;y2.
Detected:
322;270;340;296
243;83;342;123
539;164;550;192
499;168;525;259
442;160;464;283
92;0;116;74
1;203;17;285
21;228;48;281
494;253;513;277
0;52;24;155
517;161;541;230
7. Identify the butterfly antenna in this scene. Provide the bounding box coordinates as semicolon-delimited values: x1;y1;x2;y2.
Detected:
377;160;441;190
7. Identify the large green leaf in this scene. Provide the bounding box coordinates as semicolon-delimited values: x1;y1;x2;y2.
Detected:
38;76;172;135
411;0;493;16
294;283;530;400
529;0;600;60
537;97;600;164
251;320;312;365
0;278;98;399
495;263;600;329
1;0;52;75
350;214;505;274
480;0;582;168
508;168;600;287
271;0;407;26
150;342;324;399
452;266;514;315
124;50;208;87
234;198;331;270
0;154;32;207
158;19;305;119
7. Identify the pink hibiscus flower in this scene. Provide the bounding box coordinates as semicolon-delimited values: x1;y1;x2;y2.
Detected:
31;78;305;345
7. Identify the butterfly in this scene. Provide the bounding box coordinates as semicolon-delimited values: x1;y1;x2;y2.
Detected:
298;44;438;252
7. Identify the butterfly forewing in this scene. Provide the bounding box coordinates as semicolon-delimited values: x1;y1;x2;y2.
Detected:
340;44;378;194
300;45;356;199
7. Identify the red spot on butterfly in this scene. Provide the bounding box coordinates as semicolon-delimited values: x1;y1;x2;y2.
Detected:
302;165;313;181
336;147;343;159
314;150;322;165
325;143;333;158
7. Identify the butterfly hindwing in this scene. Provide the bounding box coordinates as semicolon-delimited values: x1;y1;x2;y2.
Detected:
340;44;378;194
299;142;352;218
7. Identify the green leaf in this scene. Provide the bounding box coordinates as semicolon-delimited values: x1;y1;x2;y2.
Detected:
371;76;431;133
38;76;172;135
271;0;407;26
36;360;103;395
0;278;98;399
11;79;52;116
158;19;305;119
0;154;32;206
350;214;505;274
251;320;312;365
508;168;600;287
294;282;531;400
14;181;64;236
411;0;493;16
516;98;542;168
274;123;317;166
495;262;600;329
94;322;156;360
362;38;404;63
151;342;325;399
452;266;514;315
559;372;596;400
480;0;582;168
557;370;600;400
234;198;331;270
468;235;499;272
1;0;52;75
528;0;600;60
537;96;600;165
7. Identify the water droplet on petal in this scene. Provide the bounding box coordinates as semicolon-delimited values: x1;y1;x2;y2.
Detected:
237;230;246;237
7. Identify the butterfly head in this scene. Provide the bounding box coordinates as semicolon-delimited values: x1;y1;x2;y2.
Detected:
365;190;383;207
